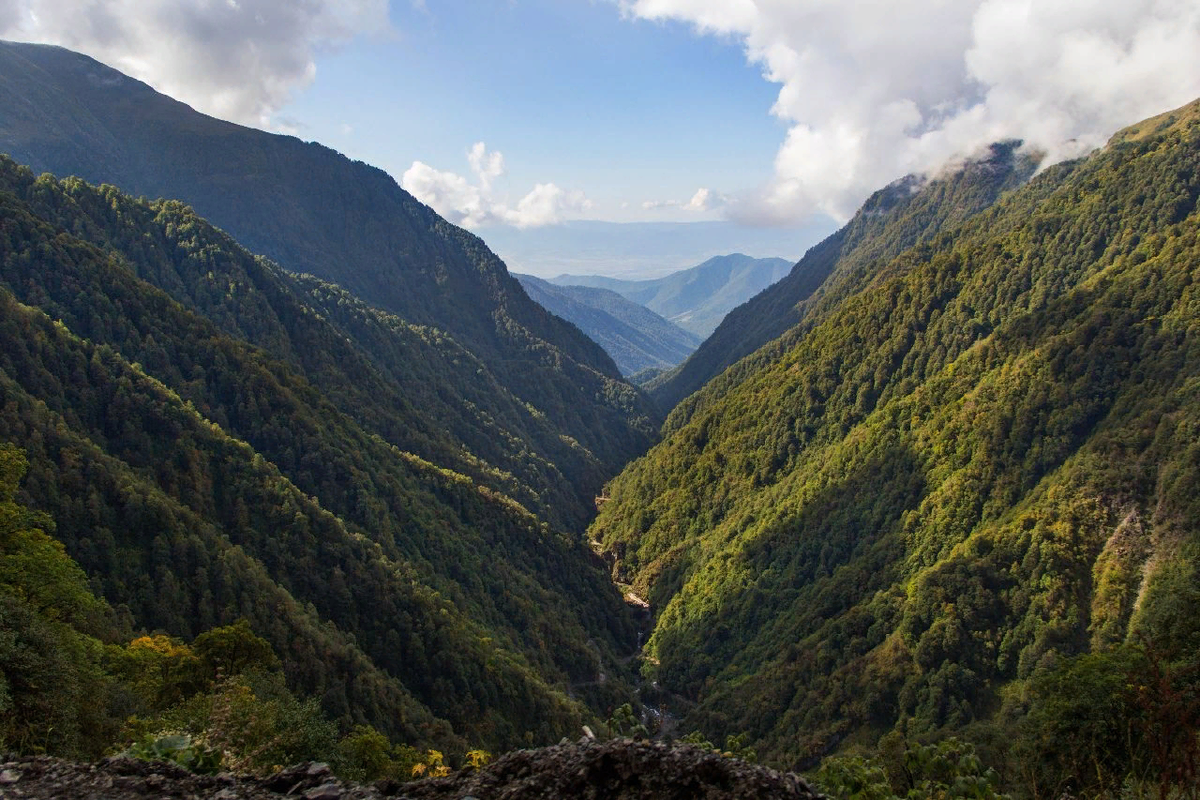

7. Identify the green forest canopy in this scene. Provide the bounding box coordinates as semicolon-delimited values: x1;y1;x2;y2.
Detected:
0;157;647;759
592;99;1200;796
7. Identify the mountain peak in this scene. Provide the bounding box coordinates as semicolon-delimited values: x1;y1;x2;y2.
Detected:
1108;96;1200;146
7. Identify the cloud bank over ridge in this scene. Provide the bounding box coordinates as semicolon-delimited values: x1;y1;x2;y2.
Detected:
0;0;389;128
5;0;1197;229
624;0;1200;223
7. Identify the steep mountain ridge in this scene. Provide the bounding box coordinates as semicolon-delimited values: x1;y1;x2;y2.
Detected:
0;158;641;753
591;100;1200;774
648;143;1039;414
516;274;702;376
0;159;649;532
0;40;656;499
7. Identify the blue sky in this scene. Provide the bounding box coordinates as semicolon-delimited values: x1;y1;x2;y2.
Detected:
280;0;784;224
4;0;1200;260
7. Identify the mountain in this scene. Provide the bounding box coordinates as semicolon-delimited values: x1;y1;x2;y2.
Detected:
0;40;658;527
0;38;665;761
0;155;647;757
553;253;794;338
590;99;1200;793
479;219;838;280
646;145;1040;413
515;274;702;377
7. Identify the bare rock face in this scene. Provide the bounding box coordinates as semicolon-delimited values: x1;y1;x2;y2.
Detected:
0;740;825;799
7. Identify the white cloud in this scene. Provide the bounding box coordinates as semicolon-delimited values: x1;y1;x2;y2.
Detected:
510;183;591;228
402;142;592;229
623;0;1200;223
402;160;492;227
684;187;718;211
0;0;391;128
467;141;505;191
642;186;728;212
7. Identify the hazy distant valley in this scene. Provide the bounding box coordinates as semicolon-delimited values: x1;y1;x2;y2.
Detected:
515;274;702;378
2;35;1200;800
481;220;837;284
546;253;795;339
515;254;794;378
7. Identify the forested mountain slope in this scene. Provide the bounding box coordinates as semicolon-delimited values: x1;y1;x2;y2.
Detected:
0;155;650;530
0;159;641;755
648;144;1039;413
516;274;701;376
591;100;1200;786
0;40;657;508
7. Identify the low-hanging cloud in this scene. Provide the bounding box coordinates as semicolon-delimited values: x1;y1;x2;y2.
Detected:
0;0;390;128
403;142;592;229
624;0;1200;224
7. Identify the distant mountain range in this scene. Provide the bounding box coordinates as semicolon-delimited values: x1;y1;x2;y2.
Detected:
480;219;838;280
515;275;702;377
552;253;794;338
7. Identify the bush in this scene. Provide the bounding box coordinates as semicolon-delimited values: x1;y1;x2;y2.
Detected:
124;733;222;774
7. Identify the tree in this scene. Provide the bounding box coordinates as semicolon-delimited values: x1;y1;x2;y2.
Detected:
193;619;279;680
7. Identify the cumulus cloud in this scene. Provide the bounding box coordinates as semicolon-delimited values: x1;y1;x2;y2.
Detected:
0;0;390;128
624;0;1200;223
466;141;505;191
403;143;592;229
643;187;728;212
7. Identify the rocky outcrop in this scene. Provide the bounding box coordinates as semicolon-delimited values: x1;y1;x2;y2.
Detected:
0;740;825;799
394;738;824;799
0;758;372;800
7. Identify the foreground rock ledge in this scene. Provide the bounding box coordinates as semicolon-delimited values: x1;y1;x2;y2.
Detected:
0;739;825;799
